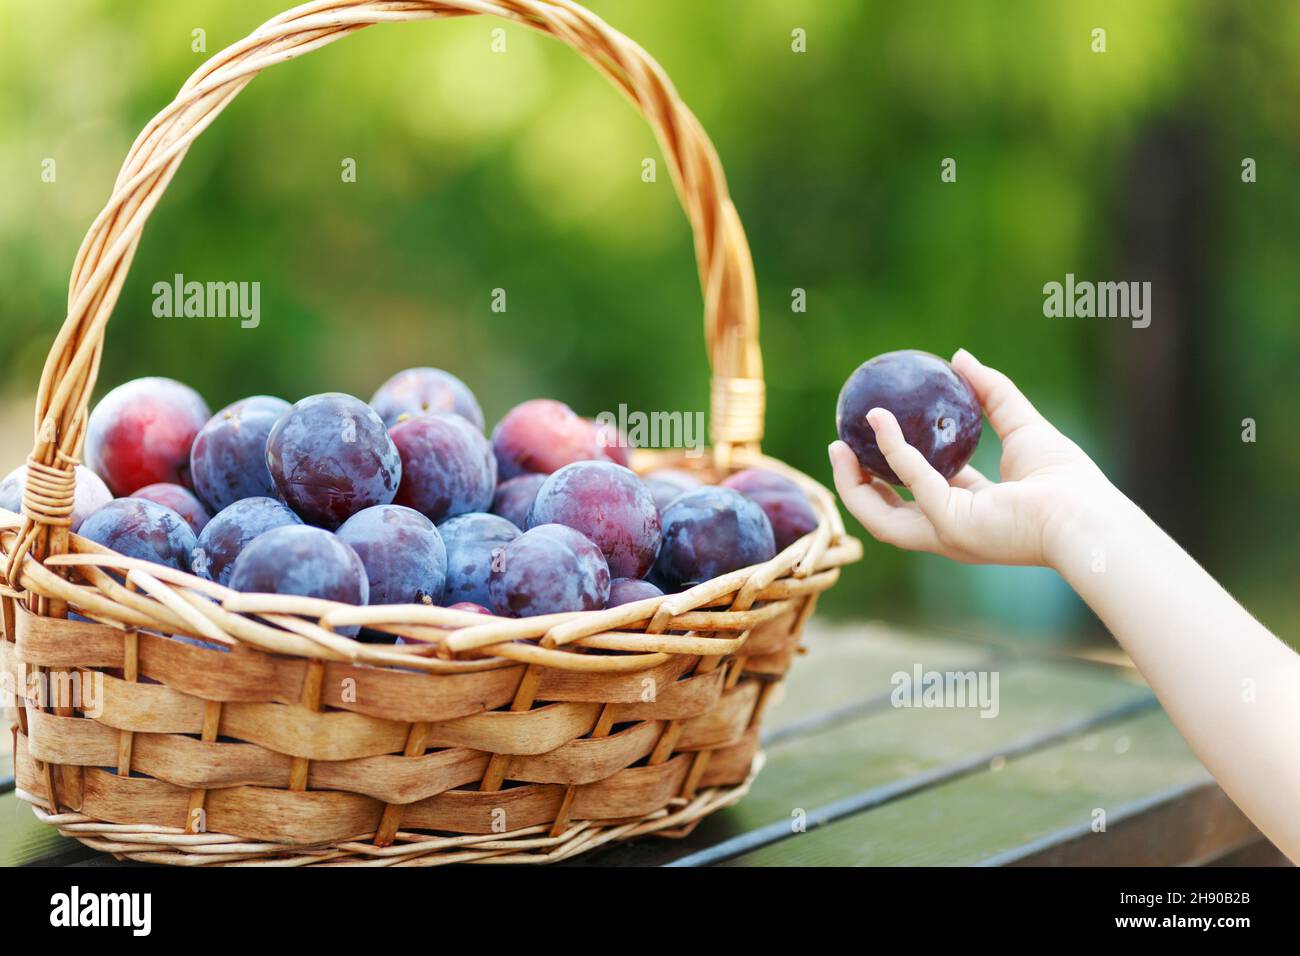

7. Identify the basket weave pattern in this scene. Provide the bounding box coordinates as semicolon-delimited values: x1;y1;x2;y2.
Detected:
0;0;860;865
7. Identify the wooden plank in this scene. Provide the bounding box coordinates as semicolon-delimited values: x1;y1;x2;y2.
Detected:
586;656;1152;865
1202;838;1293;867
718;709;1211;866
987;780;1266;867
762;621;995;735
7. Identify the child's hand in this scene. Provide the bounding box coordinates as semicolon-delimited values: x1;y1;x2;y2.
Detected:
829;348;1120;568
833;351;1300;863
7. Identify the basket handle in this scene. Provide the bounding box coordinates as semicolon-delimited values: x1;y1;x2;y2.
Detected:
11;0;764;577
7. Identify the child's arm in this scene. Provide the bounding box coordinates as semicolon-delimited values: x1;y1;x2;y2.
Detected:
828;348;1300;862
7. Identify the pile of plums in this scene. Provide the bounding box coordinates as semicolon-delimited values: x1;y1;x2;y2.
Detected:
0;369;820;630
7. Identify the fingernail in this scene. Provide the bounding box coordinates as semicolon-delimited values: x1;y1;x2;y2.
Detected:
953;347;979;366
865;408;885;430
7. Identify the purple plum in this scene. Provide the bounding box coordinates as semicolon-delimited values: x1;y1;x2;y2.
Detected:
527;461;660;578
369;367;484;430
490;473;546;531
266;392;401;527
78;497;198;573
190;395;291;511
721;468;818;550
651;486;776;592
836;350;982;484
193;496;303;585
336;504;447;606
390;412;496;523
488;523;610;617
437;512;520;609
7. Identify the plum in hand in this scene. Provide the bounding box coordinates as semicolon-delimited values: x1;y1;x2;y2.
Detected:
836;350;982;485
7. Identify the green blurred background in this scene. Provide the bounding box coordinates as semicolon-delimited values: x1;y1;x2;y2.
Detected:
1;0;1296;645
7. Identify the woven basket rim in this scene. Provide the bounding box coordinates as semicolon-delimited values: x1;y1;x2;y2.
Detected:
1;449;860;671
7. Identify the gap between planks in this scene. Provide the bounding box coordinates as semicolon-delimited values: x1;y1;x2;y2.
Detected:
665;693;1158;867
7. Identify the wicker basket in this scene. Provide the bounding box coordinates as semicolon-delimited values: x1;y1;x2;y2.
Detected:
0;0;861;866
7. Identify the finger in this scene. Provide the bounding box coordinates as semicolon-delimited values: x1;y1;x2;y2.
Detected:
865;408;952;519
867;475;906;507
950;464;993;492
828;442;939;551
828;440;865;486
829;441;899;521
951;348;1046;441
829;441;908;505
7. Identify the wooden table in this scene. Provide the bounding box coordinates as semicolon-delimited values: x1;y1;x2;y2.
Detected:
1;622;1288;867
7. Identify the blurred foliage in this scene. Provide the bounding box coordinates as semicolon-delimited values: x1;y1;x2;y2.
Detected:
1;0;1297;641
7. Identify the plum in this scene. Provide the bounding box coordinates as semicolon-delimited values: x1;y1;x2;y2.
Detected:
78;497;198;573
448;601;493;615
836;350;982;484
491;399;619;479
190;395;290;511
369;367;484;430
488;523;610;617
194;496;303;585
227;524;368;611
0;464;112;531
651;487;776;592
390;412;496;523
266;392;401;527
337;504;446;606
606;577;664;608
437;512;520;608
490;473;546;531
85;377;211;495
130;482;212;534
721;468;818;550
642;467;703;514
527;461;661;578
